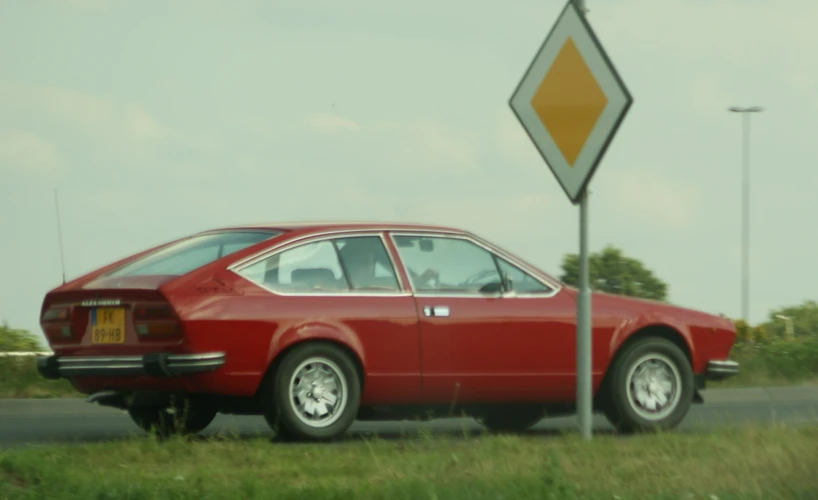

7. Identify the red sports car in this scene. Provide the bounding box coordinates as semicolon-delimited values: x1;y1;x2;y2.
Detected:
37;222;739;440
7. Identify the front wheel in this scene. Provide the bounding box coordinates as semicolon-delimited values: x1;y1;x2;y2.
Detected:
602;337;694;433
261;342;361;442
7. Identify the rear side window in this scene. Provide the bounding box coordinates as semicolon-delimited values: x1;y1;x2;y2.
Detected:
236;235;402;294
106;231;280;277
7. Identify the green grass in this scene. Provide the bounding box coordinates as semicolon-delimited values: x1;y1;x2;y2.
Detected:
1;423;817;499
0;358;79;398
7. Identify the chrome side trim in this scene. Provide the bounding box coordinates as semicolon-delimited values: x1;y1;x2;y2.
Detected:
233;281;414;299
225;226;566;300
227;227;468;272
375;232;409;292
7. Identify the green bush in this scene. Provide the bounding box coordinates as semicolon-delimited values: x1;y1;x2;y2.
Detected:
0;357;77;398
0;323;44;352
733;319;752;343
751;324;769;343
0;323;77;398
761;300;818;339
722;335;818;385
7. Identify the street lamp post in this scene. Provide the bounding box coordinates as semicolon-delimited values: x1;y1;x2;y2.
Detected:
728;106;763;323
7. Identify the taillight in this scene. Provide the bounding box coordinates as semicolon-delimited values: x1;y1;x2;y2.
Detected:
133;303;181;337
134;304;174;320
42;306;70;322
41;305;72;338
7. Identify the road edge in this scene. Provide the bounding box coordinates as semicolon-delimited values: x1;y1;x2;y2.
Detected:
1;386;817;416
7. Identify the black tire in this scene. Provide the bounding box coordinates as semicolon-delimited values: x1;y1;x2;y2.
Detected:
478;408;543;433
128;402;217;437
602;337;694;433
261;342;361;442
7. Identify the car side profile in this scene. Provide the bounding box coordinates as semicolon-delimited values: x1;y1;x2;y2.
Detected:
37;222;739;440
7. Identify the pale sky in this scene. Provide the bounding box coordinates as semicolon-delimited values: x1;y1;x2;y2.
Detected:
2;0;817;344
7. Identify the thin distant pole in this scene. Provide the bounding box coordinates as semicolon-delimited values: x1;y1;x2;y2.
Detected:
54;189;66;284
741;112;749;322
728;106;763;322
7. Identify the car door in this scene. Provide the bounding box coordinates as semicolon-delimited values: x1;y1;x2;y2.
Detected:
388;232;576;404
231;232;423;404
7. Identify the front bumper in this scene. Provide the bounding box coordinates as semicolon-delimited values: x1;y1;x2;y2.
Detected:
36;352;226;380
705;359;740;380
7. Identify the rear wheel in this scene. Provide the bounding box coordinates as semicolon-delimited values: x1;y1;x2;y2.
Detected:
128;402;217;436
602;337;693;433
261;342;361;442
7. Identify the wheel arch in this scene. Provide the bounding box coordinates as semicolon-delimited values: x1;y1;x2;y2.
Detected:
594;323;693;408
254;337;366;399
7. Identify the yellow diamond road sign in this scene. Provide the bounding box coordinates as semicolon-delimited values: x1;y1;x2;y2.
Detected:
509;1;632;204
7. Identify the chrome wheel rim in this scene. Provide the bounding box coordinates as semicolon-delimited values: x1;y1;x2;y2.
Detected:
289;357;347;428
625;353;682;421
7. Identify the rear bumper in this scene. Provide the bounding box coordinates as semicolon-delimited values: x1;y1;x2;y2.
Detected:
37;352;226;380
705;359;739;380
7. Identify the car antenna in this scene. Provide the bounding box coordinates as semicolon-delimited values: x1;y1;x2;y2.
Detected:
54;188;67;284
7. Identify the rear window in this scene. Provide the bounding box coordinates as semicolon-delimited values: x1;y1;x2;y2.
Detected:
106;231;280;277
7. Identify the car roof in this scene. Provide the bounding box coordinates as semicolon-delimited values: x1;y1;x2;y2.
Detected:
206;221;469;234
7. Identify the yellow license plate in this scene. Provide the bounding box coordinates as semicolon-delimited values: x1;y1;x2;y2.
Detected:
90;307;125;344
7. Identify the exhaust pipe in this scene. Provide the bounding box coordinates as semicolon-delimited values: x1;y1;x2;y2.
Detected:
87;390;127;409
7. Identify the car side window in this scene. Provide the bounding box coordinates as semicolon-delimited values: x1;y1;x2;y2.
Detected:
496;257;554;294
333;236;401;292
392;235;503;294
237;240;349;293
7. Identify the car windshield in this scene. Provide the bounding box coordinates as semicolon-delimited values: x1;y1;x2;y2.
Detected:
106;230;280;277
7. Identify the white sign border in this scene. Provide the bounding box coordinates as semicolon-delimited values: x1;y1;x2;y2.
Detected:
509;1;633;204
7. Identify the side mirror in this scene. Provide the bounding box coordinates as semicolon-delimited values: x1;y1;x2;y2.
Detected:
479;281;504;294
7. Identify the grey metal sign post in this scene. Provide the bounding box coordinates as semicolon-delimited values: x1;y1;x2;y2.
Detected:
508;0;632;439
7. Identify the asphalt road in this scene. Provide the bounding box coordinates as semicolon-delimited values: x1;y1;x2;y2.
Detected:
2;386;817;448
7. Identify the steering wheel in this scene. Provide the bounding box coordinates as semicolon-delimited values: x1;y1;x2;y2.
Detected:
463;269;500;285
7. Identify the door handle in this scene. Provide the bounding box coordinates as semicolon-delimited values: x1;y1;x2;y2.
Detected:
423;305;450;317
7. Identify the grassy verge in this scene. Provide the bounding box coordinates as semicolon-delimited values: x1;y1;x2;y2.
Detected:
709;336;818;389
1;423;817;499
0;358;79;398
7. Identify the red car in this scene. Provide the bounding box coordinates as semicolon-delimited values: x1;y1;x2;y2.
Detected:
37;221;739;440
